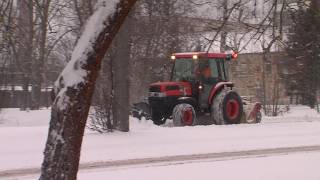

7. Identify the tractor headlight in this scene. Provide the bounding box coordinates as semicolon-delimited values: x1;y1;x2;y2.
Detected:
198;84;203;90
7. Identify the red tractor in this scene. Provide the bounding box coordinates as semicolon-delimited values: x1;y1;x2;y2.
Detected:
148;52;262;126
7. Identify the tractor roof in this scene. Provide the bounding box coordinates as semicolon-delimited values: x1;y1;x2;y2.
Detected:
171;52;238;60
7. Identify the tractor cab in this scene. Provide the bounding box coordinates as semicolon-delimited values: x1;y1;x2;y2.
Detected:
171;53;231;84
170;52;236;109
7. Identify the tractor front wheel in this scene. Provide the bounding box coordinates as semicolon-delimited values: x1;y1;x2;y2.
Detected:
151;110;166;125
173;104;197;126
211;90;243;125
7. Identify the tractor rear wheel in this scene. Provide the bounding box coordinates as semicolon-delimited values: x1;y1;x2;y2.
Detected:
173;104;197;126
211;90;243;125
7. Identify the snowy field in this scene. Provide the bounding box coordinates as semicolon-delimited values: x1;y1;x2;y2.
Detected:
0;106;319;179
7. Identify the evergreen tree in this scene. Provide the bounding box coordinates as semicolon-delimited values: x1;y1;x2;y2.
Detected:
286;0;320;108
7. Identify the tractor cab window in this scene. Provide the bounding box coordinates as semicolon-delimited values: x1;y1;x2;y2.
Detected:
198;59;219;84
172;59;195;81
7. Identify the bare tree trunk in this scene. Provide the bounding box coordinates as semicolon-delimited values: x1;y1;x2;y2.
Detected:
220;0;228;52
31;0;51;110
39;1;137;179
112;15;131;132
316;92;319;113
311;0;319;10
261;51;268;115
16;0;33;110
272;66;280;116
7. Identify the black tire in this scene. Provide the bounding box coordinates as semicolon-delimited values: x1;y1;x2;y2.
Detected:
211;89;243;125
151;110;166;125
255;111;262;123
172;103;197;126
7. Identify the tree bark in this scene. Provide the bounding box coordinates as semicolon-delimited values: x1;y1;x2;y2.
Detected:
31;0;51;110
39;1;137;179
261;51;268;115
16;0;33;110
311;0;319;11
220;0;228;52
112;14;131;132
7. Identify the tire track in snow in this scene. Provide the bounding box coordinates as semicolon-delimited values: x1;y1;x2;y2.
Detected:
1;145;320;178
262;119;320;124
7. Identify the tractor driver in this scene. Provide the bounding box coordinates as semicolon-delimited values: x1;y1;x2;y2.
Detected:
200;64;212;84
201;65;211;79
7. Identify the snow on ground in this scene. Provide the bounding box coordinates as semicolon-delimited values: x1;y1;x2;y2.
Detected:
12;151;320;180
0;108;50;127
264;105;320;123
71;152;320;180
0;105;319;178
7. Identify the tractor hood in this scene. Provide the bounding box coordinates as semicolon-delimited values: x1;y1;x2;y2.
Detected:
149;81;192;96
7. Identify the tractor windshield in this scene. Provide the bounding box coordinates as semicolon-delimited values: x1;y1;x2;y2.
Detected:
198;59;230;83
198;59;219;84
171;59;195;81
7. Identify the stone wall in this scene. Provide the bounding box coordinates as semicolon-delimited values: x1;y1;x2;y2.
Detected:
230;52;290;105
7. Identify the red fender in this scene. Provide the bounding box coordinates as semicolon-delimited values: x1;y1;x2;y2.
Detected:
208;82;234;104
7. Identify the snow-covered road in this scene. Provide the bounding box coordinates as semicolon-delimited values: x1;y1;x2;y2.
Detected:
2;145;320;179
70;151;320;180
0;106;319;179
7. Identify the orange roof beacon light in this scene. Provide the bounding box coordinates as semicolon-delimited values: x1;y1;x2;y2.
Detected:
231;51;238;59
226;51;238;61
